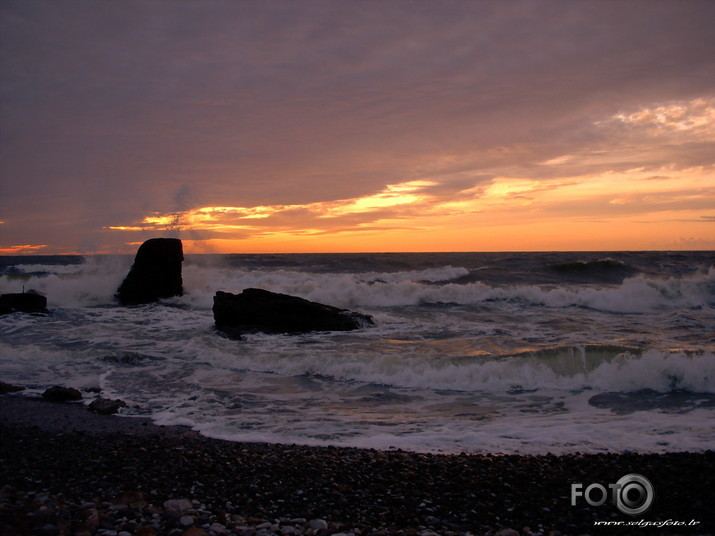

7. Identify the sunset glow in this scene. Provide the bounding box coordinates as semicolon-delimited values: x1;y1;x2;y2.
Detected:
1;1;713;254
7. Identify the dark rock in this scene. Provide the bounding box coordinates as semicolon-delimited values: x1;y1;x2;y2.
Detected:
42;386;82;402
112;490;146;508
0;291;48;315
89;397;127;415
116;238;184;305
0;382;25;395
213;288;375;338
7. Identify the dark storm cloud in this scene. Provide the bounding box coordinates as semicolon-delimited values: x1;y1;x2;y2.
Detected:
1;0;714;252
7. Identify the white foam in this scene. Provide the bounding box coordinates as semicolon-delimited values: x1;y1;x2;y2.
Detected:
3;255;712;314
191;331;715;394
0;256;131;308
183;263;715;312
143;380;715;455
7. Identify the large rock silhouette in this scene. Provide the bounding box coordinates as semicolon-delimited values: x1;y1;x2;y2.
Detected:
116;238;183;305
0;291;48;315
213;288;375;339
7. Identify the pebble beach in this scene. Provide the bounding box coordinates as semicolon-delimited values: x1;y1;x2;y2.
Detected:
1;394;713;536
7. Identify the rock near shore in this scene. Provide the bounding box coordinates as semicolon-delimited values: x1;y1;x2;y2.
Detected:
116;238;184;305
88;397;127;415
0;291;48;315
213;288;375;339
41;386;82;402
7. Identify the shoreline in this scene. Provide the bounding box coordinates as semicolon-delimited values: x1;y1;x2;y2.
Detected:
1;395;713;536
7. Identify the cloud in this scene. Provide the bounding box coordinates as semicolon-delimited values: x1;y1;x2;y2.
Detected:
0;244;47;254
1;0;714;252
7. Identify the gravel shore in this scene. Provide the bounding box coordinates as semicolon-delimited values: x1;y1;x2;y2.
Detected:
1;395;712;536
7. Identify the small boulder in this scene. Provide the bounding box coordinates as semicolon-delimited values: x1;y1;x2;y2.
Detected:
42;385;82;402
308;519;328;531
164;498;194;512
89;397;127;415
0;291;48;315
181;528;209;536
213;288;375;338
116;238;184;305
112;490;147;508
0;382;25;395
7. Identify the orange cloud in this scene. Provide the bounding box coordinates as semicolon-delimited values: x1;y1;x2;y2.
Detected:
101;96;715;253
0;244;47;254
111;165;714;253
606;98;715;138
106;180;438;235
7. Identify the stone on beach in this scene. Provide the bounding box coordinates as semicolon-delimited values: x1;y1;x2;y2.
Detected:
164;498;194;512
116;238;184;305
113;490;147;508
179;514;195;527
41;385;82;402
308;518;328;530
181;528;209;536
213;288;375;339
0;291;48;315
0;382;25;395
89;397;127;415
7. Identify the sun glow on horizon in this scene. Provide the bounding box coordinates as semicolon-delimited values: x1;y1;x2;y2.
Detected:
100;160;715;254
0;244;48;254
14;97;709;255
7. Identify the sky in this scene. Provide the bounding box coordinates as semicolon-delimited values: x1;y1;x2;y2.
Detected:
1;0;714;254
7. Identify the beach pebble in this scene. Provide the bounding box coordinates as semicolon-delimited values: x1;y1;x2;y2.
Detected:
209;522;227;534
165;499;194;512
180;515;195;527
308;519;327;530
112;490;146;508
182;528;210;536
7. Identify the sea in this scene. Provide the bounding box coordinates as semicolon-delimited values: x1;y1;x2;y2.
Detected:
1;251;714;455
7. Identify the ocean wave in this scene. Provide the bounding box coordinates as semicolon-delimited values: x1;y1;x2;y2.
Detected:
183;265;714;313
2;254;712;314
198;338;715;395
493;269;715;313
544;258;641;286
0;256;130;308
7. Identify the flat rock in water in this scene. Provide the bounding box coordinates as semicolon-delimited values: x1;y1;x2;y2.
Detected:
116;238;184;305
213;288;375;338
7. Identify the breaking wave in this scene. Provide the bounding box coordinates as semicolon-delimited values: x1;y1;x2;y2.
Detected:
1;255;713;314
200;341;715;394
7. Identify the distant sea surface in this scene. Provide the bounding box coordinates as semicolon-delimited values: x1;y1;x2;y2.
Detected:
1;251;714;454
